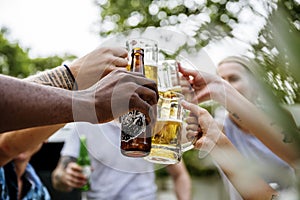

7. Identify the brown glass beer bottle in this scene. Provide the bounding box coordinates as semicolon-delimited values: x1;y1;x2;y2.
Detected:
120;48;152;157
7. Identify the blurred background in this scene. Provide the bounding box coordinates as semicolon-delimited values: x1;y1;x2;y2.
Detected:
1;0;299;199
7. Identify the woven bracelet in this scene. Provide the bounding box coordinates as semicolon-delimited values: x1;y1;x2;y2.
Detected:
63;64;78;90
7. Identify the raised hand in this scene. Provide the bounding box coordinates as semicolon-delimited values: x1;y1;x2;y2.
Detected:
69;47;128;89
179;66;229;104
181;100;221;158
73;69;158;125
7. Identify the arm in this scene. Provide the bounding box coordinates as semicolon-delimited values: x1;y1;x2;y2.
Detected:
214;83;298;167
179;67;299;168
0;75;74;133
26;47;128;90
52;156;87;192
0;47;127;163
182;100;279;200
166;161;192;200
0;124;64;166
0;48;126;161
0;70;158;133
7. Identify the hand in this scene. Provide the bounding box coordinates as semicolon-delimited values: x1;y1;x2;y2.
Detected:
181;100;221;158
179;66;229;104
69;47;128;89
60;162;88;190
179;73;197;104
73;69;158;125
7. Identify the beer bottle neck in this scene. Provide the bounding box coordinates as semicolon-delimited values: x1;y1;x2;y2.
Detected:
131;48;144;74
78;136;90;165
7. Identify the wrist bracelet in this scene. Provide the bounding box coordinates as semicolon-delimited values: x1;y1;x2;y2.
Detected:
64;64;78;90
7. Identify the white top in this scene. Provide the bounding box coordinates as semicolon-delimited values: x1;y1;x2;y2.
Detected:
61;121;157;200
217;117;296;200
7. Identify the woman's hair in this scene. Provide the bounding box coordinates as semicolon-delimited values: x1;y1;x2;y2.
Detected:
218;55;259;76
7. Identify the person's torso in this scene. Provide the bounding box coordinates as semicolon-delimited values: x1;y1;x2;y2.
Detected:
61;121;157;200
0;163;50;200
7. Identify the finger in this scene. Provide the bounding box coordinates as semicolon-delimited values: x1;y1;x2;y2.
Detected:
69;163;83;173
178;65;200;79
68;177;87;188
135;85;158;106
112;47;127;57
181;100;202;117
111;56;128;67
186;116;198;124
130;74;159;102
186;130;198;141
186;124;199;132
129;92;156;125
194;137;205;149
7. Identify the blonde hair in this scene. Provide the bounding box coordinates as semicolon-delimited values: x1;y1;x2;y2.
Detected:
218;55;259;76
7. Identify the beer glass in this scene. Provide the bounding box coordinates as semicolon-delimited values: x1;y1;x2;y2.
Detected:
158;59;181;92
158;59;195;104
144;91;194;164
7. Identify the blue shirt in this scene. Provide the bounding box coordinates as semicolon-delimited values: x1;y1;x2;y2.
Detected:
0;162;51;200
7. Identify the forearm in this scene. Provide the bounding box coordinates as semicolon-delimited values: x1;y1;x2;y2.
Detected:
218;84;299;166
0;75;75;133
25;65;76;90
211;134;278;200
172;173;191;200
0;124;64;166
167;161;192;200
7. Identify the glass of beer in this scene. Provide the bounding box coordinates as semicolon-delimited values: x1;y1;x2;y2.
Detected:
144;91;194;164
158;59;181;93
158;59;196;104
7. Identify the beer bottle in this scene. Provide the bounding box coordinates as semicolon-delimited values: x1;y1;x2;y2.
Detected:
120;48;152;157
77;135;91;191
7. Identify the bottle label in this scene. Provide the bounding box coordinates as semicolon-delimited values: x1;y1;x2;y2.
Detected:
82;165;91;179
121;110;146;142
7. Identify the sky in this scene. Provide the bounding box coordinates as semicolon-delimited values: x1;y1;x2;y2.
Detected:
0;0;100;58
0;0;256;66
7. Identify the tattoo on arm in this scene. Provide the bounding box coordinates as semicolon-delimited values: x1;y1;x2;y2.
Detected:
229;111;242;122
25;66;75;90
60;156;77;169
271;194;279;200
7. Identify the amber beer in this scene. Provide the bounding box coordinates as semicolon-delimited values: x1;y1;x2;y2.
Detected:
127;65;158;83
150;91;183;163
150;119;182;161
120;48;152;157
144;91;194;164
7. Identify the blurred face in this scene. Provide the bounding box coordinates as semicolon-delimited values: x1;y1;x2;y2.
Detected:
217;61;256;102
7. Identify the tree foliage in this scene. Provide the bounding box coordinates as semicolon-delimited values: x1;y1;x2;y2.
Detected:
0;28;76;78
0;28;31;78
97;0;300;104
98;0;237;49
252;0;300;104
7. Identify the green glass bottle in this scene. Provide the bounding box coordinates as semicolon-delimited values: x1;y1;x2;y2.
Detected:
77;135;91;191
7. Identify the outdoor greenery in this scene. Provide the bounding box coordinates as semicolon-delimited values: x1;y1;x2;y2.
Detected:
0;28;76;78
96;0;300;104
